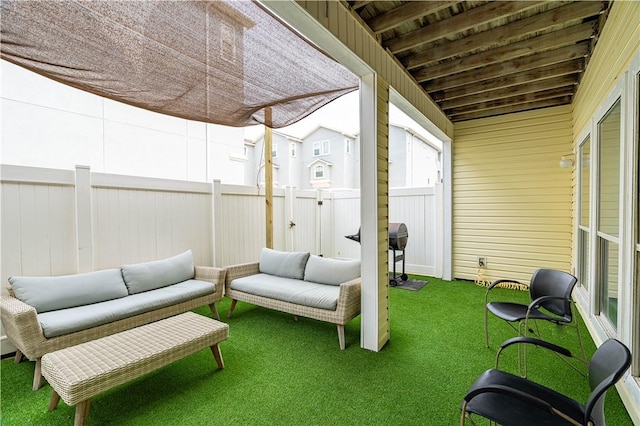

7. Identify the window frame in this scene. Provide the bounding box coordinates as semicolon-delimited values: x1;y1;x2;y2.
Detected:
313;140;330;156
577;133;591;292
592;78;625;336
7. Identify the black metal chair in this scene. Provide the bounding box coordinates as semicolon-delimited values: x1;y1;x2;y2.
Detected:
484;268;586;372
461;337;631;426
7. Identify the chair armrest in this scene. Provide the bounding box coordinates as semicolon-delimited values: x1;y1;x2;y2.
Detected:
224;262;260;288
484;279;526;306
0;295;46;360
528;295;568;311
463;383;552;412
500;336;572;357
194;266;226;300
495;336;572;369
335;278;361;323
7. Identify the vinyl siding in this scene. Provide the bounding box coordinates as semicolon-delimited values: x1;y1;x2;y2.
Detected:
377;78;390;349
296;0;453;139
573;1;640;135
453;106;574;283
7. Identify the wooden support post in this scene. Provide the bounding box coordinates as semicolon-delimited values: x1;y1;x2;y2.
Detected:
265;107;274;249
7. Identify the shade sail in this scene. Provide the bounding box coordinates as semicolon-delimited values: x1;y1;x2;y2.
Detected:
0;1;358;128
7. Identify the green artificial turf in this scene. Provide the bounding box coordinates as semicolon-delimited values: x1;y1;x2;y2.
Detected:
1;277;633;425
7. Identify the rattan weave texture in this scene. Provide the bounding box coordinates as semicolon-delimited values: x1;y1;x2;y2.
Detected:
41;312;228;406
224;262;361;325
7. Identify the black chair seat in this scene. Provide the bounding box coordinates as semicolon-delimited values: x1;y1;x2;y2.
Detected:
462;338;632;426
487;301;571;323
464;369;584;426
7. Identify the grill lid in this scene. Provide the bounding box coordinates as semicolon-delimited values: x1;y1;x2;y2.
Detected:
345;223;408;251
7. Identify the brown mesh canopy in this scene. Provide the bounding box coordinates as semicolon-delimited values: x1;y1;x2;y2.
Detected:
0;1;358;128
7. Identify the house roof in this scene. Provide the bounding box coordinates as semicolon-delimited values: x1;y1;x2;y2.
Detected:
349;1;611;122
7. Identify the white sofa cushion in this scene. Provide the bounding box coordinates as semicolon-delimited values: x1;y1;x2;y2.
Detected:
304;256;360;286
121;250;194;295
259;248;310;280
9;269;128;313
230;273;339;310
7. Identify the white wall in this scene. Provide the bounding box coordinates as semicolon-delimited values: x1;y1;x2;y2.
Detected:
1;60;245;183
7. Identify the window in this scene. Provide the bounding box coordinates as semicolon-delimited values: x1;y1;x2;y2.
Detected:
314;165;324;179
220;22;236;63
313;140;330;156
272;144;277;158
345;139;351;155
578;135;591;290
290;143;296;158
597;99;621;329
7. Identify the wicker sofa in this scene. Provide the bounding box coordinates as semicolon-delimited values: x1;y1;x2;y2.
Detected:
0;250;224;390
225;248;361;350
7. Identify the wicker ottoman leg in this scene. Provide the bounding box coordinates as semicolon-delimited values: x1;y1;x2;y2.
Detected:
14;350;23;363
33;358;43;390
210;343;224;369
48;390;61;411
75;400;91;426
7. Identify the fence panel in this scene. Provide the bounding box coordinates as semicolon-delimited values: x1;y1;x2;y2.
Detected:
1;166;77;287
1;165;442;355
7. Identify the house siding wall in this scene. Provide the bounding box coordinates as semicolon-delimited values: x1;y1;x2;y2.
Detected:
452;106;574;283
573;1;640;135
569;3;640;422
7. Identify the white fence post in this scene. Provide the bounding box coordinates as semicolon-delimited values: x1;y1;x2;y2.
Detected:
285;186;294;251
435;183;444;278
75;165;93;273
212;180;222;267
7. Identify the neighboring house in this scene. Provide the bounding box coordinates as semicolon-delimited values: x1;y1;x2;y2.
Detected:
245;125;359;189
247;124;441;190
388;124;442;188
301;126;358;189
245;131;303;188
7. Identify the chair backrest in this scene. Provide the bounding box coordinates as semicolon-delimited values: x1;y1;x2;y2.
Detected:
529;269;577;319
584;338;631;425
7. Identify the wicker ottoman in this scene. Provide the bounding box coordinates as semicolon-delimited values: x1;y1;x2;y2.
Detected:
41;312;229;426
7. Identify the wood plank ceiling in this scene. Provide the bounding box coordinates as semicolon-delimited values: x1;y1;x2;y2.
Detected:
347;1;611;122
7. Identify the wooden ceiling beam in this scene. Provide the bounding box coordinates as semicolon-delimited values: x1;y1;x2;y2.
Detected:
423;42;589;92
351;1;373;10
403;1;604;70
366;1;453;34
413;22;593;82
429;60;584;101
446;87;575;116
386;1;545;54
450;96;572;121
438;75;578;109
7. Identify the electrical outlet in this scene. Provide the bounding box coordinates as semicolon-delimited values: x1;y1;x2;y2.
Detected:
478;257;487;268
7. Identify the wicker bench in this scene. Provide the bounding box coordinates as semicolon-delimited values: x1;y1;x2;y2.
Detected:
41;312;229;426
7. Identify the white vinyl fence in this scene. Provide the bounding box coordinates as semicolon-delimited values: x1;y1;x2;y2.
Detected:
1;164;442;353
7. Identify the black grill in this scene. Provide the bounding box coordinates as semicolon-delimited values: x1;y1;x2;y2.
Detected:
345;223;409;286
389;222;408;251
